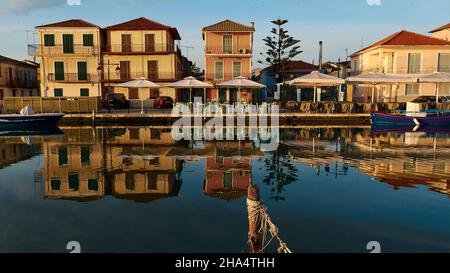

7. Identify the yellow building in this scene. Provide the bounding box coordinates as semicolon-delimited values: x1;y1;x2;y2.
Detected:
350;29;450;102
29;19;102;98
0;55;39;109
102;17;185;108
430;23;450;41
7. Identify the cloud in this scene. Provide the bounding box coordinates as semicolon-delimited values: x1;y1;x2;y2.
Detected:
1;0;65;15
367;0;382;6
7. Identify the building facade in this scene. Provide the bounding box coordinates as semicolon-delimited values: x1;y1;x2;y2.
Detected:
0;55;39;109
29;18;187;108
350;29;450;102
430;23;450;41
202;20;255;103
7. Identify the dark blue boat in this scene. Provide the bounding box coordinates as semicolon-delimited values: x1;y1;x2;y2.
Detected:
0;113;64;130
372;112;450;127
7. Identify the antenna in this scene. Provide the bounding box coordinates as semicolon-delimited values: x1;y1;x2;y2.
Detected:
180;45;195;59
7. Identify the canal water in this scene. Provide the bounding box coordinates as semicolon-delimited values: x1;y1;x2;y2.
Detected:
0;126;450;253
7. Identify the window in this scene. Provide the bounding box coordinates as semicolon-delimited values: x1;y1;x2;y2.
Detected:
54;61;65;80
438;53;450;73
0;89;3;100
119;61;130;81
223;172;233;190
80;146;90;164
223;35;233;54
151;129;161;140
58;146;68;165
215;61;224;80
83;34;94;46
62;34;74;53
129;88;139;99
150;89;159;99
121;34;132;53
51;179;61;191
68;173;79;191
407;53;421;74
44;34;55;46
148;173;157;190
233;61;241;78
129;128;140;140
80;88;89;97
405;84;420;96
145;34;155;52
77;62;87;81
88;179;98;191
54;88;63;97
125;173;135;190
147;61;158;80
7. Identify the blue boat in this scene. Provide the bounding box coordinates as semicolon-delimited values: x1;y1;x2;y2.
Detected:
372;111;450;127
0;113;64;130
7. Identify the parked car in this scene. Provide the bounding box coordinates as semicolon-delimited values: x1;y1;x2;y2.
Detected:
412;96;450;103
104;93;130;109
154;96;174;109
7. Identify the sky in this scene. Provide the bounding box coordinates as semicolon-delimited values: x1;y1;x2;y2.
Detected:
0;0;449;69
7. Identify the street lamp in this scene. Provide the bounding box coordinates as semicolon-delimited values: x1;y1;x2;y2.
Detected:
97;60;120;113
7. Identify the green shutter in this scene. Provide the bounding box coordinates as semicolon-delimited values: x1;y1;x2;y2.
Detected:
62;34;74;53
54;88;63;97
68;173;79;191
44;34;55;46
80;88;89;97
77;62;87;81
83;34;94;46
51;179;61;190
88;179;98;191
80;146;90;163
58;146;68;165
54;62;64;80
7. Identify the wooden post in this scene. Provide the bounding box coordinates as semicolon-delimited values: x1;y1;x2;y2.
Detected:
247;184;262;253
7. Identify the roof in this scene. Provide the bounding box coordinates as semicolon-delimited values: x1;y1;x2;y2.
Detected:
36;19;99;28
262;60;319;73
430;23;450;33
202;19;255;32
0;55;39;68
106;17;181;40
351;30;450;57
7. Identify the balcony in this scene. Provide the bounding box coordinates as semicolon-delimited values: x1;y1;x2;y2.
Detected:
204;73;252;83
105;71;182;83
48;73;98;83
205;46;252;55
104;43;177;54
350;65;450;76
28;44;99;56
4;78;38;88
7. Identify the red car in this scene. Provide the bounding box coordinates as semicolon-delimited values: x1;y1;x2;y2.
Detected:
154;96;174;109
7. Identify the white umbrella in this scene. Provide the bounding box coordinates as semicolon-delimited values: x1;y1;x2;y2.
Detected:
289;71;345;103
165;76;213;103
347;73;417;103
417;72;450;103
116;77;161;114
216;76;265;103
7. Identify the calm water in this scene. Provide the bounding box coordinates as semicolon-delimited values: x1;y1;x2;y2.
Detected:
1;126;450;253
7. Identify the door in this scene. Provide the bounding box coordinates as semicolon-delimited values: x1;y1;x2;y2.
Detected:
145;34;155;53
147;61;158;81
230;88;238;103
121;35;132;53
8;68;13;84
120;61;130;81
62;34;74;54
77;62;87;81
223;35;233;54
54;62;65;81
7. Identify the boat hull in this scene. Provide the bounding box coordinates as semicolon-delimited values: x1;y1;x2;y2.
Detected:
372;112;450;127
0;113;64;130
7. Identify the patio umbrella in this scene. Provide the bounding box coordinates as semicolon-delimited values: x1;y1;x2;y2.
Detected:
116;77;161;114
165;76;213;103
216;76;265;103
417;72;450;103
289;71;345;103
347;73;417;103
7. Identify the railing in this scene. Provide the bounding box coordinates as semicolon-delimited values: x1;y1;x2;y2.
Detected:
106;71;182;82
351;65;450;75
205;45;253;55
4;78;38;88
48;73;98;83
28;44;99;56
104;43;176;54
3;96;102;113
204;73;252;82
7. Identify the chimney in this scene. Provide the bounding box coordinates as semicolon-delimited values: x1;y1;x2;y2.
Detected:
250;22;254;28
319;41;323;72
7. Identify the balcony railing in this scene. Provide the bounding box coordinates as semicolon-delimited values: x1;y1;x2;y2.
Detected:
104;43;176;54
204;73;252;83
28;44;99;56
48;73;98;83
350;65;450;75
3;78;38;88
105;71;182;82
205;46;253;55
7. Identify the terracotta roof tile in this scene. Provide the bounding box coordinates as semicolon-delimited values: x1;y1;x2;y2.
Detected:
430;23;450;33
351;30;450;56
36;19;99;28
203;19;255;32
106;17;180;40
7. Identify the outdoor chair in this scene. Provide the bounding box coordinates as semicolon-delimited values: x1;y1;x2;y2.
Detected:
286;101;299;112
310;102;319;113
299;102;311;113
